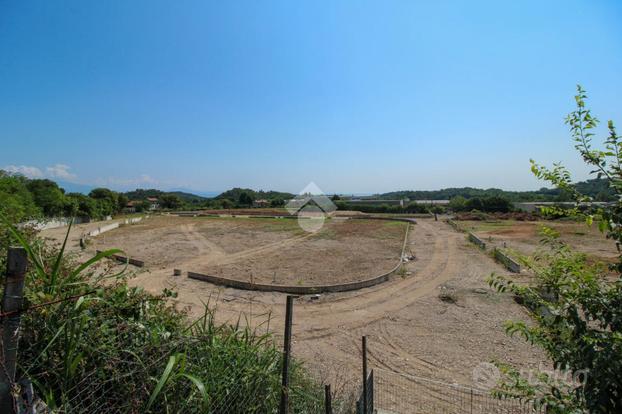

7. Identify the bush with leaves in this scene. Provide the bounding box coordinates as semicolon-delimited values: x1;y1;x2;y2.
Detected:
488;86;622;413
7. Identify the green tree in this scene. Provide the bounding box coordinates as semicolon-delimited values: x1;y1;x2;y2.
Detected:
448;195;467;211
270;198;285;207
482;196;512;213
67;193;100;218
220;199;234;209
89;188;120;216
465;197;484;211
160;194;183;210
117;193;129;211
0;172;41;221
238;191;253;206
26;179;66;217
489;86;622;413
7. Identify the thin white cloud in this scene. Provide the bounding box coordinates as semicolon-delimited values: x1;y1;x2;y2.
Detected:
2;165;44;178
46;164;77;181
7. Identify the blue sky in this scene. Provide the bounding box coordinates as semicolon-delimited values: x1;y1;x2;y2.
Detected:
1;1;622;194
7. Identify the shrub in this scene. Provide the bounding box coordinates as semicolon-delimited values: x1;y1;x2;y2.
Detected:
488;86;622;413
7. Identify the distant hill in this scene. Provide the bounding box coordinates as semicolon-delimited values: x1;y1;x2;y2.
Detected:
216;188;294;202
375;178;616;202
124;188;209;202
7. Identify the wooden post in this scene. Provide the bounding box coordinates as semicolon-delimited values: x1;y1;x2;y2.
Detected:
362;335;368;414
324;384;332;414
0;247;28;414
279;295;295;414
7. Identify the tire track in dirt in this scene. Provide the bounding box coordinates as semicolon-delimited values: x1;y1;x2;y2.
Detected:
179;224;315;269
209;231;316;266
291;220;458;333
181;224;227;261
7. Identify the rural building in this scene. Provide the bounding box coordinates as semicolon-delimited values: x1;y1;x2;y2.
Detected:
146;197;160;211
124;201;137;213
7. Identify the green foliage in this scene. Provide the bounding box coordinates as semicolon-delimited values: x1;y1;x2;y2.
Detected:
66;193;99;218
377;178;616;202
238;191;254;206
1;219;326;412
0;171;41;221
448;195;512;213
26;179;66;217
335;201;430;214
216;188;294;203
270;198;285;207
159;194;183;209
489;86;622;413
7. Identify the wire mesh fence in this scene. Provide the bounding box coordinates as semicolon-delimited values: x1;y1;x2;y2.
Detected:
374;368;543;414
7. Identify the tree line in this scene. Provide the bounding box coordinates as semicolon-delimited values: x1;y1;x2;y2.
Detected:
376;178;616;202
0;171;128;221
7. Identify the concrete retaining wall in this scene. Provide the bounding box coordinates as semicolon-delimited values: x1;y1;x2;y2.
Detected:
468;232;486;249
20;217;90;231
88;216;144;237
493;248;521;273
188;219;412;294
123;217;143;225
446;219;462;232
88;222;120;237
351;216;417;224
96;250;145;267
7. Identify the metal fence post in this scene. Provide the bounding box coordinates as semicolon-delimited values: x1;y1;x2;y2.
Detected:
0;247;28;414
324;384;332;414
470;388;474;414
279;295;295;414
362;335;368;414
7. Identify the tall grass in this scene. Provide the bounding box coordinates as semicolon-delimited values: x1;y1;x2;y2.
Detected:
0;218;327;413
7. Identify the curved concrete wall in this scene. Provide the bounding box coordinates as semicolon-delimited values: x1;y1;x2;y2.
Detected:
188;219;412;294
493;248;521;273
467;232;486;249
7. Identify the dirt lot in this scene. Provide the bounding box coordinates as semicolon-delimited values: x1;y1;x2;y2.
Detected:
124;219;548;403
457;219;619;263
42;217;549;410
88;216;406;285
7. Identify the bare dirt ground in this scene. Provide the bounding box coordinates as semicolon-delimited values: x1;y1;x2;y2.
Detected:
196;219;406;285
42;217;549;410
127;219;547;400
458;219;619;263
89;216;406;285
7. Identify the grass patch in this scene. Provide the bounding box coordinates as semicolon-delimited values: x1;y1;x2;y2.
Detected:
457;220;516;233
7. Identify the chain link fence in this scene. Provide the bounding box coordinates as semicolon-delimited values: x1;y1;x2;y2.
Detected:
374;368;543;414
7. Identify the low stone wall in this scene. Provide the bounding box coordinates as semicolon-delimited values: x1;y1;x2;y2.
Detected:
467;232;486;249
351;216;417;224
20;217;90;231
493;248;521;273
96;250;145;267
87;216;144;237
446;219;462;232
123;217;143;225
188;219;412;294
88;222;119;237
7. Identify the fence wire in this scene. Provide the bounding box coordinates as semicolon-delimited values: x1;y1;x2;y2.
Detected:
374;368;543;414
